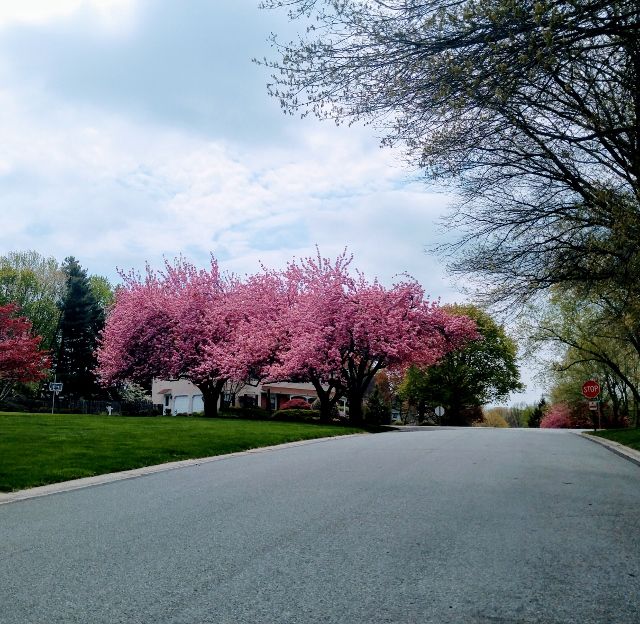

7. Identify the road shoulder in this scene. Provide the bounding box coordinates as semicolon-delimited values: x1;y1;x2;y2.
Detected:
579;431;640;468
0;433;363;506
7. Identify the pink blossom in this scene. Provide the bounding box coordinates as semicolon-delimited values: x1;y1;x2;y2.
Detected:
540;403;574;428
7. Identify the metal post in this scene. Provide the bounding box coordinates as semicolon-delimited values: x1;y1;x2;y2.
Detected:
598;401;602;431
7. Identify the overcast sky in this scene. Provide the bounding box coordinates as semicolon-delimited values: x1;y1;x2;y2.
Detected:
0;0;541;403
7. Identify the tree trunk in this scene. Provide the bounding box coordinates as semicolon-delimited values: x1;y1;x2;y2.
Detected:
345;362;382;426
348;389;365;425
418;399;426;422
447;395;465;426
311;378;340;423
198;379;226;418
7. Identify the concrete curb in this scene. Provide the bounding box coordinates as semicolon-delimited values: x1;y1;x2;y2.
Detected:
0;433;364;506
579;431;640;468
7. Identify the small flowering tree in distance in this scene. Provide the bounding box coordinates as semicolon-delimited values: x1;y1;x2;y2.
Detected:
269;250;479;424
0;303;50;401
540;403;574;428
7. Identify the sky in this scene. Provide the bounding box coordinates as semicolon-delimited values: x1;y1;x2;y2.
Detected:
0;0;541;403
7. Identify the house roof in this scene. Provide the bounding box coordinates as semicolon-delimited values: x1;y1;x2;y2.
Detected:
262;385;318;396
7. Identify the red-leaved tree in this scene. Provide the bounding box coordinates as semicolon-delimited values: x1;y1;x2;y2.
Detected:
0;303;50;401
267;251;479;423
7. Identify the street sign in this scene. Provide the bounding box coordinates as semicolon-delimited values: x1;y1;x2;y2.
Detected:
434;406;445;417
588;401;598;411
581;380;600;399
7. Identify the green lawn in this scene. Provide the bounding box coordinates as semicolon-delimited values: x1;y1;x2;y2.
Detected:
591;428;640;452
0;412;365;492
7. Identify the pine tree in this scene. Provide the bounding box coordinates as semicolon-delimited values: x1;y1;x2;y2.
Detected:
528;397;547;429
55;257;104;398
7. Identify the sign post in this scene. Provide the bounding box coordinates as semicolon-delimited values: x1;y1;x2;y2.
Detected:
434;406;445;423
581;380;601;430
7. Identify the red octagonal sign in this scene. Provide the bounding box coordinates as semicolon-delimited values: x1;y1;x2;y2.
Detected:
582;380;601;399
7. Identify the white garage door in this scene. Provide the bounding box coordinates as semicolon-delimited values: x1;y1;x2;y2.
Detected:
173;395;189;415
192;394;204;413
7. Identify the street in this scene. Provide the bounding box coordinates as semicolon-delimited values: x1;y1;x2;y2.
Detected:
1;428;639;623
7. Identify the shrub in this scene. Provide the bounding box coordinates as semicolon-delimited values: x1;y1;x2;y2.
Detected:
310;397;342;419
480;411;509;428
280;398;312;410
220;406;271;420
540;403;574;428
364;386;391;425
272;408;320;423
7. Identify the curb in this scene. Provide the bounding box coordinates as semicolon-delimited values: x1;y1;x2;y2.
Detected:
579;431;640;468
0;433;364;506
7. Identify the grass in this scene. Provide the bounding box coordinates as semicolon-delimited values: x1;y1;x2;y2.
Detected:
590;428;640;452
0;412;366;492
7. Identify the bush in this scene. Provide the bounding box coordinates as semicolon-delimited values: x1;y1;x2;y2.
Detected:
540;403;574;428
479;411;509;428
220;406;271;420
272;408;320;423
120;401;160;416
279;398;312;410
364;385;391;425
310;397;342;419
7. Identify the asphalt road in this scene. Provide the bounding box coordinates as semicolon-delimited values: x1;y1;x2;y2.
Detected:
1;428;639;624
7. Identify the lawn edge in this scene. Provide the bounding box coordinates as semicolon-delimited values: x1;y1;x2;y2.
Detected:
0;433;365;506
580;431;640;468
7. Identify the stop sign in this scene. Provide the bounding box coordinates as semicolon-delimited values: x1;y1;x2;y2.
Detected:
582;380;601;399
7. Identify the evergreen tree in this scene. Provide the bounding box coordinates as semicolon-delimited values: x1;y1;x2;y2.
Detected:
528;397;547;429
56;257;104;398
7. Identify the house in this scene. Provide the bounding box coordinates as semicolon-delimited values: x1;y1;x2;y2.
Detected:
151;378;320;415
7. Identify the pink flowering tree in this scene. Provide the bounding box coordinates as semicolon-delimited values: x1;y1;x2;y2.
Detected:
540;403;574;428
268;251;479;424
98;251;478;423
97;258;236;417
200;270;286;388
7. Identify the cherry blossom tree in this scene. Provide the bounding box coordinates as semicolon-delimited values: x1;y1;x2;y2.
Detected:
0;303;50;401
97;258;236;417
540;403;574;429
98;252;478;423
97;259;283;417
268;251;479;424
201;270;286;388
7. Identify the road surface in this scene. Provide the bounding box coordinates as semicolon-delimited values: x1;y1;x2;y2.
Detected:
1;428;639;623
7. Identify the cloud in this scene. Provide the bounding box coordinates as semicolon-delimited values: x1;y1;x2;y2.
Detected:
0;0;466;299
0;0;133;28
0;0;291;143
0;76;455;295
